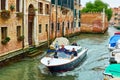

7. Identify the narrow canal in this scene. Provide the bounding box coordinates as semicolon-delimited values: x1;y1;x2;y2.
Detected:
0;26;119;80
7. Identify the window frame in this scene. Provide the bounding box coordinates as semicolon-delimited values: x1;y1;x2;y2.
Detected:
38;2;43;14
51;23;54;32
16;0;22;12
1;27;7;40
17;26;21;38
1;0;7;10
57;23;60;31
45;4;49;14
39;24;42;33
68;21;69;29
46;24;48;32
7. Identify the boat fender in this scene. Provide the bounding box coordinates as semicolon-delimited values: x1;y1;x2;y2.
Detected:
112;52;115;56
48;60;50;65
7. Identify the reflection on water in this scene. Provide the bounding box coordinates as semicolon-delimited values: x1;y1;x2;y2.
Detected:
0;26;119;80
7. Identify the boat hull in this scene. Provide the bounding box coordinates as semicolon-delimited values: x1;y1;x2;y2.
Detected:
108;34;120;50
47;50;87;72
103;64;120;78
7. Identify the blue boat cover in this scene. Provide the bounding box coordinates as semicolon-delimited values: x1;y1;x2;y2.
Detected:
104;64;120;78
47;49;56;53
109;35;120;47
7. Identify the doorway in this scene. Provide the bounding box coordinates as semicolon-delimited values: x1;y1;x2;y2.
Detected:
28;4;35;46
62;22;64;36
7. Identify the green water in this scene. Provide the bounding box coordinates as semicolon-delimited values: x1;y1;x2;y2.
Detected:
0;26;119;80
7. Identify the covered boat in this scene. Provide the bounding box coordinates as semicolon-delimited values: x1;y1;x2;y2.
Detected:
40;45;88;72
50;37;70;49
103;64;120;80
108;33;120;50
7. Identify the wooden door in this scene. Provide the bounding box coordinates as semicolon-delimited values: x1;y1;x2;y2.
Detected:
28;22;33;46
62;22;64;36
28;4;35;46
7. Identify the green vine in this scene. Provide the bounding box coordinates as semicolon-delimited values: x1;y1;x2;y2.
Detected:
1;10;10;19
17;35;24;41
1;37;11;45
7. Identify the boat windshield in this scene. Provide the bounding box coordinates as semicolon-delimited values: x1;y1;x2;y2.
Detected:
77;48;82;53
57;52;71;58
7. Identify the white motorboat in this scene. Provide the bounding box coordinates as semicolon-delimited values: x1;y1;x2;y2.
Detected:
40;45;88;72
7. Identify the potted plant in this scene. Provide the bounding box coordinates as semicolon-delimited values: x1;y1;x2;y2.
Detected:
10;4;15;11
16;12;23;19
1;37;10;44
17;35;24;41
1;10;10;19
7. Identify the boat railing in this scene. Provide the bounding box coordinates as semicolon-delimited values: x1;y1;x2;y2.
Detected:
45;47;85;60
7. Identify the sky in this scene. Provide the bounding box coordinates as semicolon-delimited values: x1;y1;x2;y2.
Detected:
81;0;120;8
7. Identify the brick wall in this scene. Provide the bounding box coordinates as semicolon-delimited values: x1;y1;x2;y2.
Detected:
0;0;23;54
81;12;108;33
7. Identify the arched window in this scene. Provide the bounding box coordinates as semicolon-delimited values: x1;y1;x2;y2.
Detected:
29;4;35;14
45;4;49;14
38;2;43;14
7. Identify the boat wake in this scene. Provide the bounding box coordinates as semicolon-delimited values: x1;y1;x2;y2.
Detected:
38;65;50;75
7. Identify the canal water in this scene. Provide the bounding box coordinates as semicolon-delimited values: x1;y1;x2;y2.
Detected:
0;26;119;80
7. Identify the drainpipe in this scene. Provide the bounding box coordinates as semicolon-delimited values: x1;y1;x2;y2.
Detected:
73;0;75;33
102;8;105;31
48;0;52;47
22;0;24;49
55;0;58;38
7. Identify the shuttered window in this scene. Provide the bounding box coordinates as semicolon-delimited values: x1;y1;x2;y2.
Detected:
45;4;49;14
78;22;81;27
51;23;54;32
39;24;42;33
71;22;73;28
46;24;48;32
68;22;69;29
57;23;60;31
78;10;81;18
38;2;43;14
17;26;21;37
16;0;20;12
1;27;7;40
74;9;77;17
1;0;6;10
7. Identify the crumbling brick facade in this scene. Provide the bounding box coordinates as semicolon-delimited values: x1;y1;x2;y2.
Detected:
0;0;23;54
0;0;82;55
81;12;108;33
